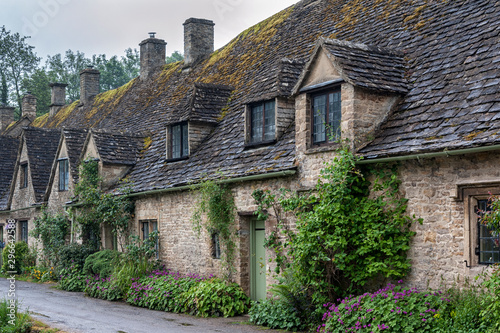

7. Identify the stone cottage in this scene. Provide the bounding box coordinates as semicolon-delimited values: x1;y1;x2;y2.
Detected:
1;0;499;299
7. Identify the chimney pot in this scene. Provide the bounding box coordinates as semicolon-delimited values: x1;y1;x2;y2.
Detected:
139;33;166;80
183;18;215;67
49;82;68;116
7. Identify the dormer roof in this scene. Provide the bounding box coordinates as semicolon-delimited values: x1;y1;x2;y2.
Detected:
84;129;146;166
0;136;20;210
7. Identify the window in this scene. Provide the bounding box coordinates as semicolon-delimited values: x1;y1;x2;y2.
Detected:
141;219;159;257
475;199;500;264
59;159;69;191
250;100;275;143
19;221;28;244
211;232;221;259
20;163;28;188
170;123;189;159
311;90;341;145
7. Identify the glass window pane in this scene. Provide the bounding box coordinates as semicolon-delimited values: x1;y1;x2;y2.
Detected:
313;95;326;143
328;92;341;141
251;105;263;142
182;124;189;157
264;101;275;141
172;125;181;159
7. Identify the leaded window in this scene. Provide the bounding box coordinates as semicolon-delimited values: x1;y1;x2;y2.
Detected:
59;159;69;191
250;100;275;143
476;199;500;264
20;163;28;189
171;123;189;159
311;90;341;145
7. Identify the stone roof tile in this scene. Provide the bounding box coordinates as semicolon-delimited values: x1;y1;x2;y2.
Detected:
0;136;20;210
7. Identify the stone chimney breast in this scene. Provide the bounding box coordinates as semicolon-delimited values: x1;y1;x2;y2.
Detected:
49;82;67;116
80;66;100;105
139;33;167;80
0;104;15;133
183;18;215;67
22;92;37;119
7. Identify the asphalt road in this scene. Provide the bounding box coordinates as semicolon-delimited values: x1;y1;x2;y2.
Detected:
0;278;290;333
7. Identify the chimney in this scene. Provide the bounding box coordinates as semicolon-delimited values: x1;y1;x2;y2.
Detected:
79;66;100;105
139;32;167;81
22;92;37;119
0;104;14;133
49;82;67;116
183;18;215;67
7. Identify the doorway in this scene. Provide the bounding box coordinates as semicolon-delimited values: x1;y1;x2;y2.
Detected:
250;219;266;301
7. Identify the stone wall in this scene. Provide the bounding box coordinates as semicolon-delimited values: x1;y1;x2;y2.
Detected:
188;122;215;155
79;67;100;105
0;105;14;133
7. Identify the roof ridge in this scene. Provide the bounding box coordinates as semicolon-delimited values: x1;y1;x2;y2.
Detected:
320;37;405;57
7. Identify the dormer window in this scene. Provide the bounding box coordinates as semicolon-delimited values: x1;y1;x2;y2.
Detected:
250;100;275;143
311;89;341;145
58;158;69;191
168;122;189;160
20;163;28;188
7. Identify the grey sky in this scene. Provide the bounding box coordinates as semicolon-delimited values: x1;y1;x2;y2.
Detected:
1;0;298;61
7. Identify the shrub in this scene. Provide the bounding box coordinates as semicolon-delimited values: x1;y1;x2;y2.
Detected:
58;265;88;292
83;249;122;278
29;266;56;282
2;242;30;274
181;278;250;317
478;264;500;331
0;298;32;333
250;298;305;331
319;282;450;333
126;269;208;313
85;275;122;301
57;243;97;272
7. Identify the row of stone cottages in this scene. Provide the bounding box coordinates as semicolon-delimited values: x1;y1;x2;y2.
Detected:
0;0;499;300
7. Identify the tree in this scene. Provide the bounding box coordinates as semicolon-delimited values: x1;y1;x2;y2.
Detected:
46;50;89;102
0;26;40;117
166;51;183;64
1;73;7;105
21;67;56;116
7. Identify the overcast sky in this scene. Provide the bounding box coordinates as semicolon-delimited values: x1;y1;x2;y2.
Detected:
1;0;299;61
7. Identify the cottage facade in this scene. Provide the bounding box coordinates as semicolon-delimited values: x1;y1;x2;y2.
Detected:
1;0;499;298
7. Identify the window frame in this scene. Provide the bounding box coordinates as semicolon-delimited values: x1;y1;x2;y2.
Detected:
58;158;69;191
310;88;342;146
475;198;500;265
19;220;28;244
246;99;276;146
211;232;221;259
168;122;189;161
20;163;28;189
140;219;159;258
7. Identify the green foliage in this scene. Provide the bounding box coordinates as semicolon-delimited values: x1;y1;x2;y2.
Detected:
85;275;122;301
2;241;30;274
58;265;88;292
112;232;160;296
83;250;122;278
0;298;32;333
319;282;448;333
249;298;305;331
57;243;97;272
28;266;56;282
253;144;421;302
31;208;69;265
191;178;237;280
181;278;250;317
1;73;8;105
166;51;184;64
478;265;500;331
21;67;56;116
126;270;208;313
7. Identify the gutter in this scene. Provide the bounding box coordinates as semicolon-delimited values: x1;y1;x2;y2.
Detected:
357;144;500;165
127;169;297;198
0;205;41;214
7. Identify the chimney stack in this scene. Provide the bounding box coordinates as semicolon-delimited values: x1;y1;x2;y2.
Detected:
139;32;167;80
49;82;67;116
22;92;37;119
0;104;14;133
183;18;215;67
80;66;100;105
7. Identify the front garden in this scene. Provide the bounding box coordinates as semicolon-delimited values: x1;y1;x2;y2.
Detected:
3;149;500;332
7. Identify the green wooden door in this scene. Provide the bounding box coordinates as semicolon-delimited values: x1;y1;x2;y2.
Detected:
250;219;266;301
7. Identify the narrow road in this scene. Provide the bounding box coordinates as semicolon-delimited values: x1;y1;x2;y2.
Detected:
0;278;288;333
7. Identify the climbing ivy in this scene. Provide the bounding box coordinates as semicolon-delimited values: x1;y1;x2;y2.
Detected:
31;208;70;265
191;178;237;281
253;144;422;304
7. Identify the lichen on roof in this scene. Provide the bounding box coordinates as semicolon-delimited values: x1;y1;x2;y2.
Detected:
87;78;137;121
31;113;49;127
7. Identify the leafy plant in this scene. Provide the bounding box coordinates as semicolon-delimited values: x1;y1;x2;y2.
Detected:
249;298;304;331
31;208;69;265
2;241;30;274
29;266;56;282
83;249;122;278
191;177;237;280
478;264;500;331
58;265;88;292
57;243;97;272
181;278;250;317
0;298;32;333
253;144;421;303
85;275;122;301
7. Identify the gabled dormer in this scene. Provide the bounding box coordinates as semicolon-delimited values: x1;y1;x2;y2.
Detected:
44;128;88;210
80;129;146;189
9;128;61;210
166;83;233;161
293;38;408;152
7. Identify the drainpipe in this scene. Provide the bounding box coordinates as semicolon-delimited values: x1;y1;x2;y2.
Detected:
357;145;500;165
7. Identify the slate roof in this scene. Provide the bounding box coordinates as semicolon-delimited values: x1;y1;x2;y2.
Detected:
90;129;146;166
23;128;61;203
0;136;20;210
319;38;408;94
63;128;88;183
31;0;500;192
